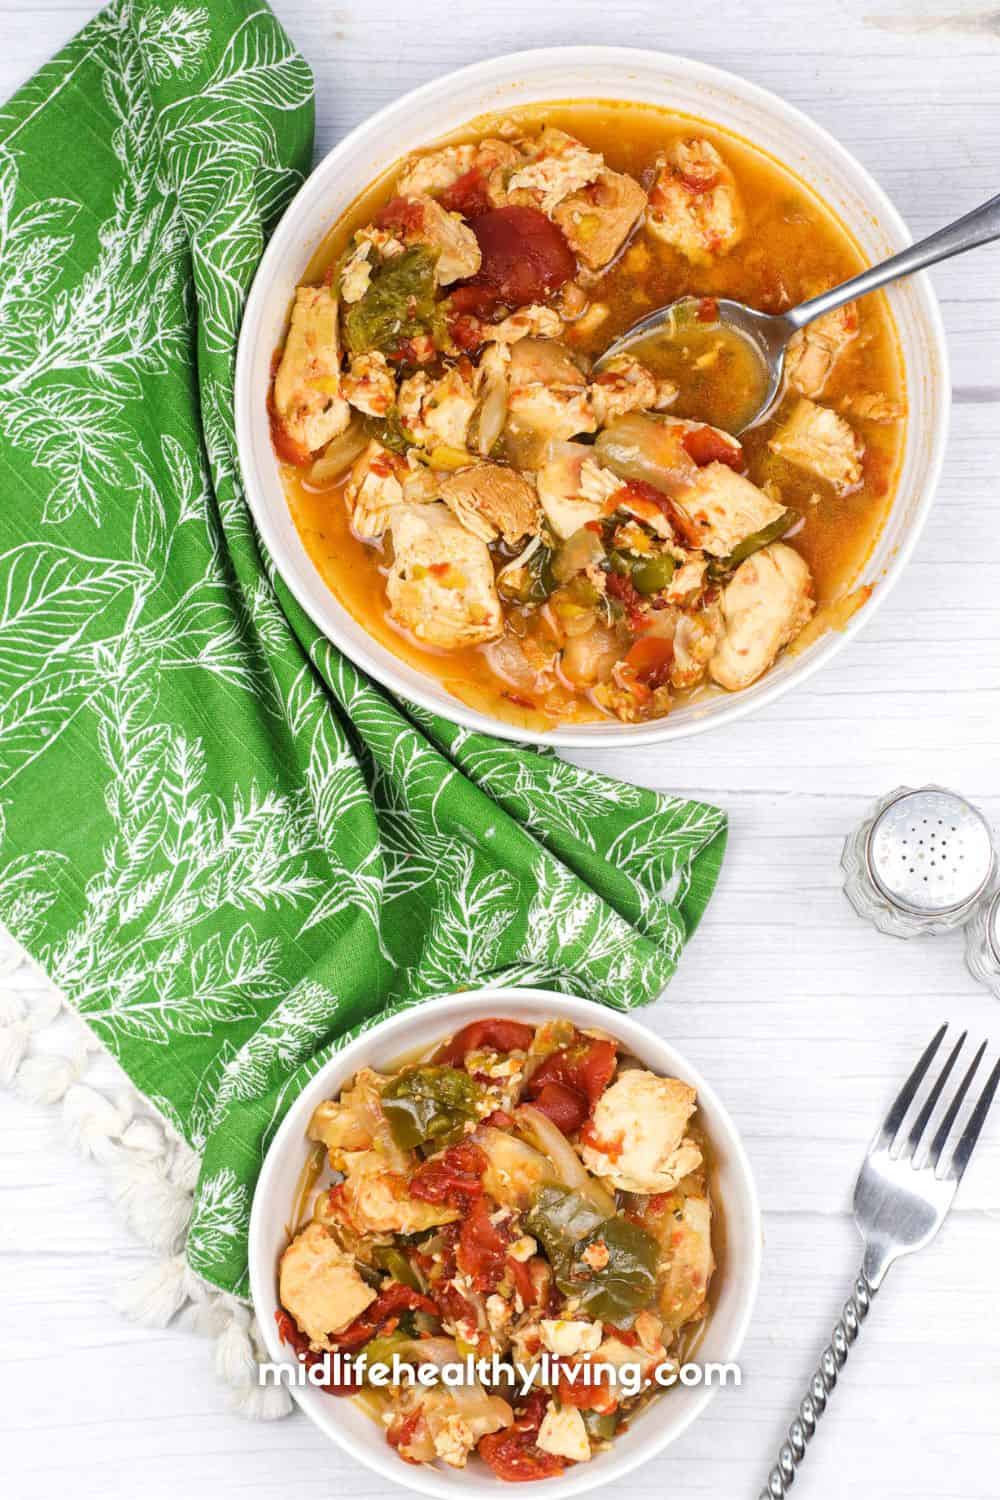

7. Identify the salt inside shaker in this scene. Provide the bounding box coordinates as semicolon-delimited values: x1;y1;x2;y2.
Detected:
965;888;1000;998
842;785;995;938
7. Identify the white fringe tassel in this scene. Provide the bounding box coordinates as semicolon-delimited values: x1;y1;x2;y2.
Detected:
0;928;292;1421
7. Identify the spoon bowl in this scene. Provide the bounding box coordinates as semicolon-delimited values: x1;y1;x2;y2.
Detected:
597;295;797;432
597;188;1000;432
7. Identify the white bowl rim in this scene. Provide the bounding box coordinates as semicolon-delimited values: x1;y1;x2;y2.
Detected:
248;984;763;1499
235;45;950;749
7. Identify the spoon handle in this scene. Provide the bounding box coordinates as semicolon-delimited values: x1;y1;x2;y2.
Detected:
785;191;1000;330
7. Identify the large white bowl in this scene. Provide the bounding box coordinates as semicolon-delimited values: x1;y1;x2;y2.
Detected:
235;47;949;748
248;987;762;1499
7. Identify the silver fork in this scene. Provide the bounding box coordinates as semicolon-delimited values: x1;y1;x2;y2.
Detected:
758;1025;1000;1499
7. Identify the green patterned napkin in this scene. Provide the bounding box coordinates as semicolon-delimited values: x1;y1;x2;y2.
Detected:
0;0;726;1297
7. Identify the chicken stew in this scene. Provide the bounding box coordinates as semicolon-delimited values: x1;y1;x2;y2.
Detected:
271;103;905;730
276;1017;716;1478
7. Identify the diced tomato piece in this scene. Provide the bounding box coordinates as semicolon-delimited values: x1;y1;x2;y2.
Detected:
274;1308;363;1393
616;477;673;515
275;1307;309;1357
557;1361;615;1411
681;425;742;469
524;1037;617;1132
435;1018;535;1065
530;1079;589;1134
479;1392;564;1481
604;1322;640;1347
696;296;719;322
387;1406;426;1462
448;312;484;351
439;166;493;218
375;196;425;235
470;206;575;306
506;1253;537;1308
333;1282;439;1351
604;570;645;630
410;1139;487;1206
457;1194;510;1293
529;1038;617;1108
449;281;501;318
624;635;674;689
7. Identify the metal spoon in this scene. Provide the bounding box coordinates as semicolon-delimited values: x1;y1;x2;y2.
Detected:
597;191;1000;432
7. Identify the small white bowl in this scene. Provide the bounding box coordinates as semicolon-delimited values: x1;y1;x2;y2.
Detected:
248;986;762;1498
235;47;949;748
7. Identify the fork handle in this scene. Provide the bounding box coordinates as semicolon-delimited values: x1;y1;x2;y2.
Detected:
757;1273;877;1499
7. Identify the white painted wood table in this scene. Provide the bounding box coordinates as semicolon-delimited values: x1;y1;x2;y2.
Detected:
1;1;999;1496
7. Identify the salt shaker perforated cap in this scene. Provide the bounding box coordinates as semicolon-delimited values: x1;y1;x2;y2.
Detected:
843;785;996;938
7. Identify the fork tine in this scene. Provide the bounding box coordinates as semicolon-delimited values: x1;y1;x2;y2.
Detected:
900;1030;967;1160
928;1040;987;1171
876;1024;947;1151
944;1054;1000;1183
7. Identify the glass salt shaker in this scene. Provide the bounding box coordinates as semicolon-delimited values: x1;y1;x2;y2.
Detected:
842;785;996;938
965;886;1000;998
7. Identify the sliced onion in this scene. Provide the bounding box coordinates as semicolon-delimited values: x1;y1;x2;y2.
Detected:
478;1124;555;1208
308;416;369;486
515;1103;616;1216
594;413;695;496
551;526;604;583
474;368;508;457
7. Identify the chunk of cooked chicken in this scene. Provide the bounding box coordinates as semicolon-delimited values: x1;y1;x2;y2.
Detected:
537;1401;592;1463
672;463;785;557
397;139;523;200
417;194;483;282
536;443;620;539
647;138;744;263
440;462;539;544
670;605;725;691
589;355;678;427
580;1070;703;1194
506;384;596;462
710;541;815;691
357;223;407;257
506;341;594;461
553;168;648;270
278;1222;375;1348
769;397;864;493
398;365;478;450
786;303;859;398
386;194;482;284
345;440;409;540
507;126;605;215
340;240;374;304
665;557;708;606
485;305;565;345
539;1318;603;1357
337;1147;460;1234
640;1179;715;1332
841;390;905;424
273;285;350;457
386;502;502;649
342;351;395;417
